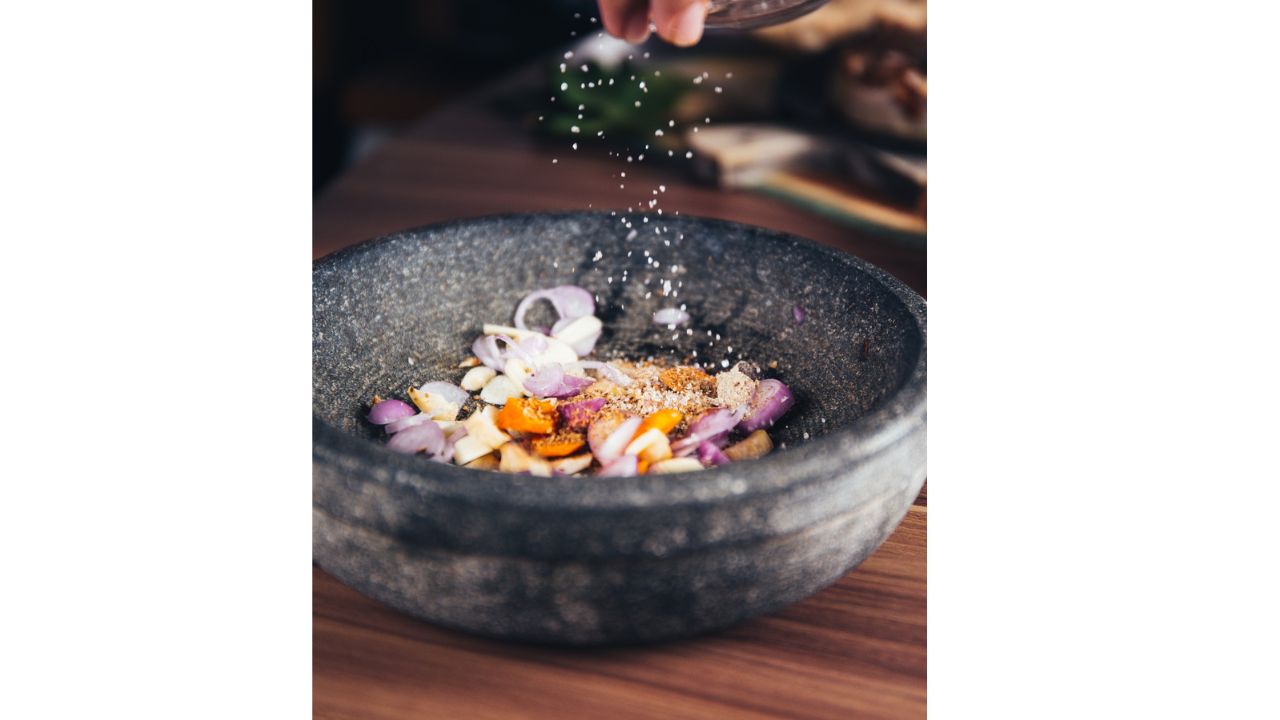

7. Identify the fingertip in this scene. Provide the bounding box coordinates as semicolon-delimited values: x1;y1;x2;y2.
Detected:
658;1;708;47
624;9;652;44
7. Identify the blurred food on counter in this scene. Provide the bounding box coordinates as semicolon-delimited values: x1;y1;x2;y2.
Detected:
534;0;926;242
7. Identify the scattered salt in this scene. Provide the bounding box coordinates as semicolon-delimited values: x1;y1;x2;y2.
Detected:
714;87;723;93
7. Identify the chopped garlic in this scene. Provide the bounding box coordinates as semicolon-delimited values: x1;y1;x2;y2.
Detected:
537;336;580;365
463;405;510;449
624;428;673;462
460;365;496;391
499;441;532;473
503;357;534;391
649;457;705;474
453;435;494;465
407;387;460;421
551;453;593;475
479;374;523;405
463;453;499;471
551;315;602;354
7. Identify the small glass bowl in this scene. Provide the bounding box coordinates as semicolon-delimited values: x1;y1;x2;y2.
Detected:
704;0;831;29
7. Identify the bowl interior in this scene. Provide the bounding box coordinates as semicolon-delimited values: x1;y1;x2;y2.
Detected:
314;212;921;456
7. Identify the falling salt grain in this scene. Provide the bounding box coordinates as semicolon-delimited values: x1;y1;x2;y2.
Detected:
714;86;723;93
570;125;580;133
654;129;664;136
559;63;567;72
685;151;693;158
560;82;568;91
572;142;578;150
564;51;574;59
693;77;703;85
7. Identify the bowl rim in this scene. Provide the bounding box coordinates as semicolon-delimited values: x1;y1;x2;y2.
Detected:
313;211;925;511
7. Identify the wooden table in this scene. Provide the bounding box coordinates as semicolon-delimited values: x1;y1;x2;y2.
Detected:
314;68;927;720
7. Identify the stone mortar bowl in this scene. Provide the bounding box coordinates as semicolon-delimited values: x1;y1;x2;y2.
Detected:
313;211;926;645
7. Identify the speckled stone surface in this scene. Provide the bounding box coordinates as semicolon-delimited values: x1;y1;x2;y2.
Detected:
313;211;926;644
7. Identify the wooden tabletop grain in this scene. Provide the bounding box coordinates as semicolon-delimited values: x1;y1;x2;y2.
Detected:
314;66;927;720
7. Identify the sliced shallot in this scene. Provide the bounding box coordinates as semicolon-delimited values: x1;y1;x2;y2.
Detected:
367;398;416;425
590;414;642;465
573;360;633;386
524;363;594;399
597;454;639;477
697;441;731;467
418;381;469;407
385;412;435;434
738;379;796;432
559;397;606;430
386;420;445;455
672;407;746;456
513;286;596;331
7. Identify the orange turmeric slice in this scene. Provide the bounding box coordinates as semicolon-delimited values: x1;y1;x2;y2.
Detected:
531;431;586;458
495;397;557;435
638;408;683;436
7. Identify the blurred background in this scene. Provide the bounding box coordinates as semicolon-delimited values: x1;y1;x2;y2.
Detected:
314;0;925;242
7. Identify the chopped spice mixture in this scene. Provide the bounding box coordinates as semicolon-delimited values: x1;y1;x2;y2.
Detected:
364;285;795;477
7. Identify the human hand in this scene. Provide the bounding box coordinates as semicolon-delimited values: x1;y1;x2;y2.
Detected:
597;0;711;47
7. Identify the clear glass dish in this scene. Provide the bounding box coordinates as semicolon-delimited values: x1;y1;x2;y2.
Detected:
705;0;831;29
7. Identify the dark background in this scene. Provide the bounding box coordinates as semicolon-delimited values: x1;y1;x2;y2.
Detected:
315;0;595;194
